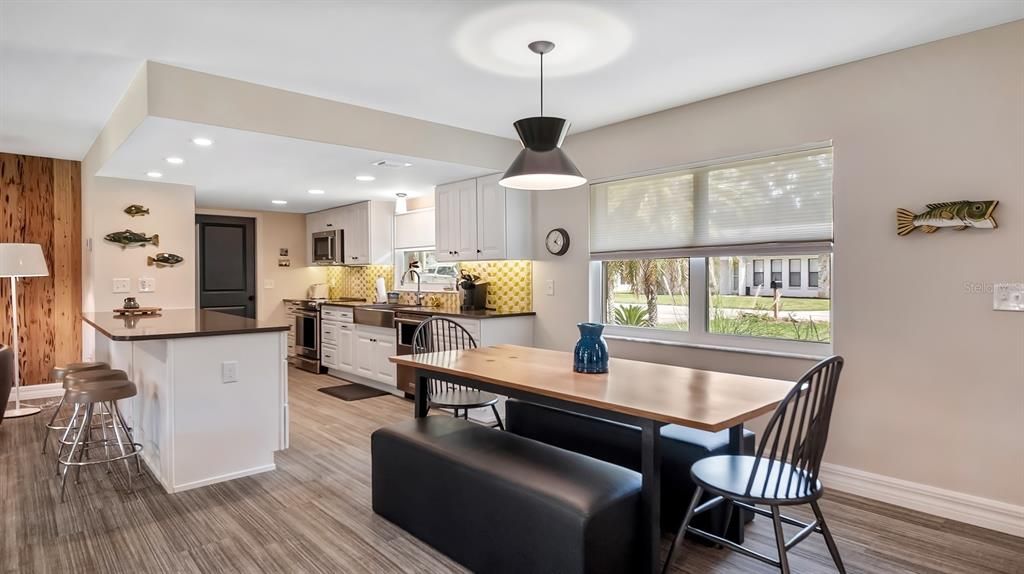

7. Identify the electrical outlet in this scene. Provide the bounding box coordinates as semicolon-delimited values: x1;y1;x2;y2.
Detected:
221;361;239;383
545;279;555;296
139;277;155;293
994;283;1024;311
264;279;275;289
112;278;130;293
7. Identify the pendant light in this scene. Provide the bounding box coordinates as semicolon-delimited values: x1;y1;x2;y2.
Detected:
499;41;587;191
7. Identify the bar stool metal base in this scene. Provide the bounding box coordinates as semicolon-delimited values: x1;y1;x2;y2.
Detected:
57;400;143;502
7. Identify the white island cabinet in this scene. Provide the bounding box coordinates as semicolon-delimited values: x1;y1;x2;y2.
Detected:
84;309;290;494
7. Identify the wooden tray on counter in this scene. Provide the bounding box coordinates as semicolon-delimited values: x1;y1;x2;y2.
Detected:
113;307;162;316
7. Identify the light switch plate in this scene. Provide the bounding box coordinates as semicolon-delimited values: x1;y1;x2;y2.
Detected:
264;279;275;289
112;278;130;293
545;279;554;296
139;277;155;293
221;361;239;383
993;283;1024;311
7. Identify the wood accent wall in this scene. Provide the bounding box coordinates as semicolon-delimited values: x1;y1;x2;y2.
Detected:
0;153;82;386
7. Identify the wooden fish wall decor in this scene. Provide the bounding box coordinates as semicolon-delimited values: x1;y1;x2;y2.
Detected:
147;253;184;267
896;200;998;236
124;204;150;217
104;229;159;248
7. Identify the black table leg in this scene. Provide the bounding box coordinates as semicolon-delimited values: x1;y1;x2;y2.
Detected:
726;423;747;544
413;371;428;418
640;420;662;574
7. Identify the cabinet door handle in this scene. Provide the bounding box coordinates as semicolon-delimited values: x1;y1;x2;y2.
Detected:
476;249;481;254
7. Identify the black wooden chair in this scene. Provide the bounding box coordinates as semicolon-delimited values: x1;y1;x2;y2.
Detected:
411;317;504;429
662;356;846;574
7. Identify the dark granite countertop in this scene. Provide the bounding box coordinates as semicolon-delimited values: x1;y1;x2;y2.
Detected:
318;301;535;319
82;309;290;341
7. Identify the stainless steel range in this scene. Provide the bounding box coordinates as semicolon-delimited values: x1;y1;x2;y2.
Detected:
287;298;364;373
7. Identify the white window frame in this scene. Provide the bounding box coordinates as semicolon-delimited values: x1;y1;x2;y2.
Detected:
393;246;458;293
587;141;834;359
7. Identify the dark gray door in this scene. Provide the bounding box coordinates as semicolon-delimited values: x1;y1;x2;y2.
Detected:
196;215;256;318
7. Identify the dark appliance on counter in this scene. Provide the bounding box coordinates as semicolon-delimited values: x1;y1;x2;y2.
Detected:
458;272;488;311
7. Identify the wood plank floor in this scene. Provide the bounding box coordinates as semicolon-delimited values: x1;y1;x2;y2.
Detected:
2;368;1021;573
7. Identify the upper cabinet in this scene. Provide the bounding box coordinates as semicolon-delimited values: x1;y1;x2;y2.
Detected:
394;208;435;249
435;174;532;262
306;200;394;266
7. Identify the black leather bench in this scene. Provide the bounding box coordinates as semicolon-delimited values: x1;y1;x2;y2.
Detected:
505;399;755;533
372;416;642;574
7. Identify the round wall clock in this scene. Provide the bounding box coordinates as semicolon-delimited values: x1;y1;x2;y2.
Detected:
545;228;570;256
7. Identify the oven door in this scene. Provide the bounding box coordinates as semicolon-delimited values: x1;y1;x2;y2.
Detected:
294;312;318;359
395;315;426;349
311;231;336;264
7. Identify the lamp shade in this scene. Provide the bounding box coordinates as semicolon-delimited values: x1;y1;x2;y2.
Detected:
499;117;587;191
0;244;49;277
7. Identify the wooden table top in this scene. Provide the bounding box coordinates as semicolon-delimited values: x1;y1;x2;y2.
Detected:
390;345;796;432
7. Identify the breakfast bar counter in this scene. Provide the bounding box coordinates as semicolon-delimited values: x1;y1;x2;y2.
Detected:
83;310;290;493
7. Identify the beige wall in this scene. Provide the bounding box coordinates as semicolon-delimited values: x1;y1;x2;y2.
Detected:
535;21;1024;505
197;208;327;323
87;177;197;313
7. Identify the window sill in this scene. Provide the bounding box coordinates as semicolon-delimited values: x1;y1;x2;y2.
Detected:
603;334;828;361
394;286;457;294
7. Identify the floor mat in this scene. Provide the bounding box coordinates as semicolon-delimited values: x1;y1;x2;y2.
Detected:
317;384;389;402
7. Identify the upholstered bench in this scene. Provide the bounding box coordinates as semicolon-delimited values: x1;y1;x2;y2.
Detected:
505;399;756;533
371;416;642;574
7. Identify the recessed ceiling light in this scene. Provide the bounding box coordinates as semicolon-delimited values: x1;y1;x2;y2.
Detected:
307;189;325;195
271;200;288;205
372;159;413;168
192;137;214;147
146;171;163;178
165;157;184;165
395;193;408;198
355;175;376;182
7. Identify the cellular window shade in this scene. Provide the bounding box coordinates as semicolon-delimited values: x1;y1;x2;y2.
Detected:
589;172;694;254
590;148;833;259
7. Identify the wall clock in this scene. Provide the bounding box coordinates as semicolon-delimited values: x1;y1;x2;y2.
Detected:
545;228;570;256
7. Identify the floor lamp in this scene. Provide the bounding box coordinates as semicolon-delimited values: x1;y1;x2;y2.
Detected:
0;243;49;418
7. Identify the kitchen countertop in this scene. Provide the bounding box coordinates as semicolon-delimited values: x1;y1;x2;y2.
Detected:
82;309;291;341
319;301;535;319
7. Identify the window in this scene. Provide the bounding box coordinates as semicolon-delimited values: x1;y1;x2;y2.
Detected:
603;258;689;331
808;258;820;288
709;255;830;343
395;248;458;291
589;145;833;353
770;259;783;287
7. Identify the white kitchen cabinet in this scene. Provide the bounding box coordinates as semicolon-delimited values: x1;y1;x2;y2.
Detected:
394;208;435;249
355;332;375;379
305;200;393;266
320;344;338;370
336;323;355;372
372;332;397;386
434;174;531;262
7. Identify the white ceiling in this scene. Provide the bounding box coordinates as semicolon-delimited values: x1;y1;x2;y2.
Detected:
2;1;1022;161
97;117;491;213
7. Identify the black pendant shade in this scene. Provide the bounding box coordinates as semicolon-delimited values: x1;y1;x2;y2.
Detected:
500;41;587;191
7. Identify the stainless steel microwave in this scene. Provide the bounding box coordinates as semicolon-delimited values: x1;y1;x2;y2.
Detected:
312;230;343;265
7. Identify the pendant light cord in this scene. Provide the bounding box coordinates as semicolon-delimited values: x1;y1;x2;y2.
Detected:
539;52;544;117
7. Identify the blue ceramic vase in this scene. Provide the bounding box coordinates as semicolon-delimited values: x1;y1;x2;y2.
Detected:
573;322;609;373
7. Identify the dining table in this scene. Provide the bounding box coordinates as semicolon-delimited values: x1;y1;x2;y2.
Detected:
389;344;795;574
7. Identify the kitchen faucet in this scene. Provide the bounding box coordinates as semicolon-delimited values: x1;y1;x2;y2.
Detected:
402;266;424;306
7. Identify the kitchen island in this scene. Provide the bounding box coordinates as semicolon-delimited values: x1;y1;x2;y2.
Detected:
83;309;290;493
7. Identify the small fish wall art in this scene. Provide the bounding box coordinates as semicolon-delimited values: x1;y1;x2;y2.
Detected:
124;204;150;217
105;229;159;248
147;253;184;267
896;200;998;236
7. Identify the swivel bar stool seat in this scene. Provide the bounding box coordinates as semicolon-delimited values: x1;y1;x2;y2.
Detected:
41;362;112;454
58;377;142;501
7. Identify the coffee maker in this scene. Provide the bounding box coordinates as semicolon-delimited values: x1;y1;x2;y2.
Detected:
458;272;488;310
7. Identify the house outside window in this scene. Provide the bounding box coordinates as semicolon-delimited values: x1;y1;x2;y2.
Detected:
589;145;834;353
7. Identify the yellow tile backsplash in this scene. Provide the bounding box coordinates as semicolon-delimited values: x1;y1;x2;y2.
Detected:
326;260;533;313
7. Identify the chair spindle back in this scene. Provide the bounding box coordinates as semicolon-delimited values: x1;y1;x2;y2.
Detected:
411;317;477;395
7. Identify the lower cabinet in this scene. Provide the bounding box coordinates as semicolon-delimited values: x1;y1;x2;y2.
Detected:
332;324;396;389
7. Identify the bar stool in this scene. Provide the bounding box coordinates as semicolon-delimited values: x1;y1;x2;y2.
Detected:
40;361;110;454
57;374;143;501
